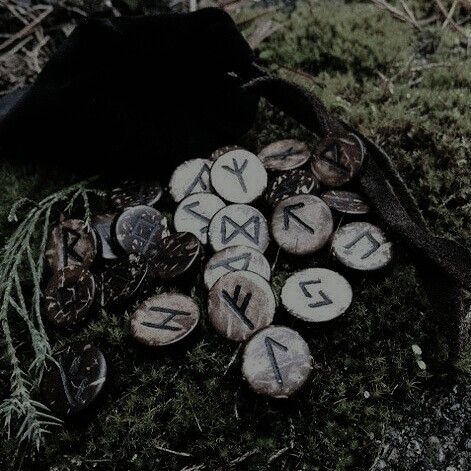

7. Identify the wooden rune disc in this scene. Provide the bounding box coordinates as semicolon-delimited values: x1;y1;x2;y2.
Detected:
174;193;226;244
331;222;393;271
110;179;163;210
169;158;213;203
41;343;107;416
208;204;270;253
131;293;200;347
242;325;312;399
271;195;333;255
210;145;242;161
265;169;320;207
207;270;276;342
311;133;365;187
114;205;167;255
46;219;97;272
258;139;311;171
321;190;370;215
210;149;267;203
204;245;271;290
281;268;352;322
92;213;119;260
148;232;201;280
44;266;96;327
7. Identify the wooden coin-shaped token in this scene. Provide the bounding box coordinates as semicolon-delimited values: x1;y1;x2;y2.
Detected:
311;132;365;187
131;293;199;347
174;193;226;244
110;179;163;210
208;270;276;342
265;169;320;207
204;245;271;290
331;222;393;271
92;213;119;260
41;343;106;416
321;190;370;215
258;139;310;171
46;219;97;272
169;159;213;203
208;204;270;253
44;266;96;327
210;145;242;161
242;325;312;399
271;195;333;255
115;205;167;255
210;149;267;203
281;268;352;322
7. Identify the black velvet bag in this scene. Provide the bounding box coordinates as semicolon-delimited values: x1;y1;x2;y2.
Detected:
0;7;470;361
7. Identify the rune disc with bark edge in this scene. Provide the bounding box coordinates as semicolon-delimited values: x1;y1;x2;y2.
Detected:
258;139;311;172
44;266;96;328
131;293;200;347
242;325;313;399
311;133;365;187
110;179;163;210
169;158;213;203
321;190;370;215
210;145;242;161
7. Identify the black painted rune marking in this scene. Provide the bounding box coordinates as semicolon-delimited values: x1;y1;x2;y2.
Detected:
299;280;333;308
320;144;349;175
209;252;252;272
185;163;211;197
183;201;211;233
221;215;260;244
268;146;295;160
62;228;83;266
221;158;248;193
283;203;315;234
141;306;192;331
344;230;380;259
264;336;289;385
221;285;254;329
132;218;160;252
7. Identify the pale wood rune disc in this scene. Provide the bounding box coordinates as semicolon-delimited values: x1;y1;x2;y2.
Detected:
242;325;313;399
207;270;276;342
169;158;213;203
331;222;393;271
131;293;200;347
258;139;311;171
173;192;226;244
204;245;271;290
271;194;333;255
208;204;270;253
321;190;370;215
281;268;352;322
210;149;267;203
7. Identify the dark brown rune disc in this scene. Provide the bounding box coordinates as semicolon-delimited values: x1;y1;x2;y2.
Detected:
242;325;312;399
207;270;276;342
258;139;311;172
110;180;163;210
148;232;202;280
41;343;107;416
321;190;370;215
92;213;119;260
311;133;365;187
131;293;200;347
44;266;96;327
114;205;168;255
210;145;243;161
45;219;97;272
264;169;320;207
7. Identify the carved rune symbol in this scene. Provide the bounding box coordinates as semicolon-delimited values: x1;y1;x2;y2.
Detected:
221;285;254;329
265;336;289;385
57;285;79;312
57;354;89;407
344;230;380;259
221;158;248;193
141;306;191;331
320;144;349;175
269;146;295;160
183;201;211;234
221;215;260;245
299;280;333;309
283;203;315;234
185;163;211;197
62;228;83;266
209;252;252;272
132;219;160;252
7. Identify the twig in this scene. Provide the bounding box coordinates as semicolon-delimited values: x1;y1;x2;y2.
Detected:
223;344;241;376
442;0;459;29
435;0;470;38
156;446;193;457
369;0;421;30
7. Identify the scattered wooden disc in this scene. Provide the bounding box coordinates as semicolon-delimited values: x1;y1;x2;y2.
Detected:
311;133;365;187
321;190;370;215
210;149;267;203
208;204;270;253
331;222;393;271
210;145;242;161
271;195;333;255
207;270;276;342
265;169;320;207
174;193;226;244
41;343;107;416
204;245;271;290
281;268;352;322
169;159;213;203
46;219;97;272
131;293;200;347
114;205;167;255
44;266;96;327
92;213;119;260
258;139;310;171
242;325;312;399
110;179;163;210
